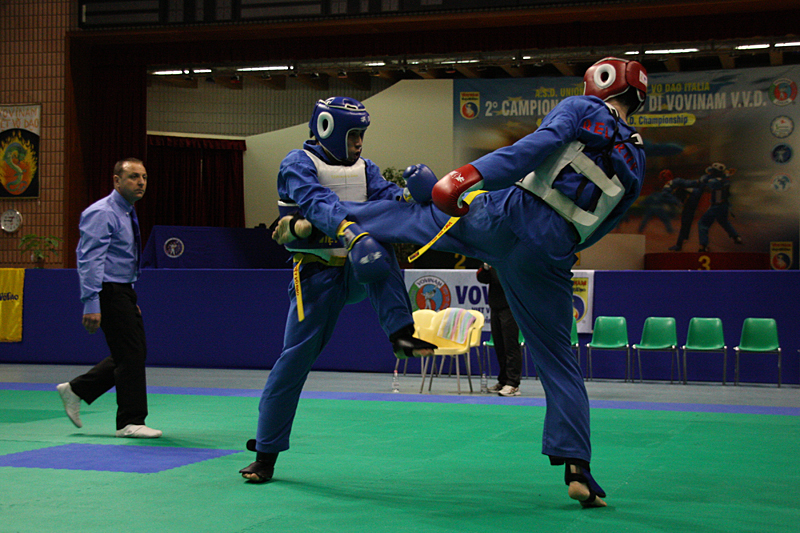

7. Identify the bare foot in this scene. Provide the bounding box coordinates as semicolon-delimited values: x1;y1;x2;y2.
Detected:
272;215;312;244
567;465;607;507
413;348;435;357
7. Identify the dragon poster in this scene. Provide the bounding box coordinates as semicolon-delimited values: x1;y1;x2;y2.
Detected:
0;105;40;198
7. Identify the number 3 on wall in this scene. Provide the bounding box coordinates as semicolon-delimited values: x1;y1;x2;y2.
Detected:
698;255;711;270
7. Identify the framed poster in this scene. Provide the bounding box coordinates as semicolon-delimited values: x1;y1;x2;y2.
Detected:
0;104;41;198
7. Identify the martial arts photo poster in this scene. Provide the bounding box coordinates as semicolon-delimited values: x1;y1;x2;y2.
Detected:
0;104;40;198
454;66;800;268
404;269;595;333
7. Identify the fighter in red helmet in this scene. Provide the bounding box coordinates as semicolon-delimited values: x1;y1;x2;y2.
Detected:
275;58;648;506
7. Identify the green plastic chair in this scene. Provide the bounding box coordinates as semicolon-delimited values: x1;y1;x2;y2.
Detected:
482;334;495;379
585;316;630;381
682;317;727;385
518;330;534;379
523;318;578;379
571;315;580;362
486;330;535;379
734;318;781;387
632;317;680;383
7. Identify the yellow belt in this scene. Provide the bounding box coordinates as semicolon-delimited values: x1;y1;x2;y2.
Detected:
291;253;347;322
408;190;485;263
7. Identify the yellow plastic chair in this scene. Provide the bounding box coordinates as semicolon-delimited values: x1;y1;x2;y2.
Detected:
585;316;630;381
421;308;485;394
682;317;727;385
632;317;680;383
395;309;438;376
734;318;781;387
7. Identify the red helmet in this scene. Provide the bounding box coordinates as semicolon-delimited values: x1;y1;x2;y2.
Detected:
584;57;648;114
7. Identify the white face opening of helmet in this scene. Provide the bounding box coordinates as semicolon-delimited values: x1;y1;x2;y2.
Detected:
316;112;335;140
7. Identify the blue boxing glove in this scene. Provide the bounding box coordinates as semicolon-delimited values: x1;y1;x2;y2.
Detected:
337;221;392;284
401;164;438;204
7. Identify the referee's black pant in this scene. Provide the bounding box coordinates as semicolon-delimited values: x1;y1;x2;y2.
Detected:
70;282;149;430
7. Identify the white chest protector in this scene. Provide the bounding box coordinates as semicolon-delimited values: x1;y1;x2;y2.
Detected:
281;150;370;260
516;140;625;244
304;150;369;202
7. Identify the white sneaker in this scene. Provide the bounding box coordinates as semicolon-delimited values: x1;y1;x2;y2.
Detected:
56;382;82;428
115;424;162;439
498;385;520;397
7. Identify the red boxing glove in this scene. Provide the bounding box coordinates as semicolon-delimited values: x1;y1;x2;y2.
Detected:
431;164;484;217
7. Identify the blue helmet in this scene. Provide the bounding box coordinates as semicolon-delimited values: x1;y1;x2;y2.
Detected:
309;97;370;162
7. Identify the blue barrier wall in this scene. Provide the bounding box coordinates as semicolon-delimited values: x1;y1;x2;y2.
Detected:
2;269;797;385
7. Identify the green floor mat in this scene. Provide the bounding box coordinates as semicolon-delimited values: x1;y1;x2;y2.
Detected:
1;390;797;533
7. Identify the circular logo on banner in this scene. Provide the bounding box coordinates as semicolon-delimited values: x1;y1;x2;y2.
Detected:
770;78;798;106
770;116;794;139
461;102;478;119
163;238;185;259
408;275;451;311
771;144;793;164
771;174;791;192
771;252;792;270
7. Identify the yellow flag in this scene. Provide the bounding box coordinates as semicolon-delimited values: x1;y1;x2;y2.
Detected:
0;268;25;342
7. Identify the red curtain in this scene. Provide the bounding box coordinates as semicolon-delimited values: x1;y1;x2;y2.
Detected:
137;135;247;245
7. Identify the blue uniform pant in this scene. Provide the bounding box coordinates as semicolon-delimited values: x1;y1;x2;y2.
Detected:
344;189;593;463
255;254;413;453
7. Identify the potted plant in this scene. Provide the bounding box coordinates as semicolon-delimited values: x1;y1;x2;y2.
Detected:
19;233;62;268
381;167;417;265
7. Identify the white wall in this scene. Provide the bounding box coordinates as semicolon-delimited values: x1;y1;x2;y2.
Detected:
242;79;454;227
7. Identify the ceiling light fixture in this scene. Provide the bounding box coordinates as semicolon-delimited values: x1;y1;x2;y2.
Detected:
735;43;769;50
644;48;699;54
237;65;290;72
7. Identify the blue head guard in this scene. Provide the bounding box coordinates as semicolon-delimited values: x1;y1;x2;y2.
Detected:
309;97;370;162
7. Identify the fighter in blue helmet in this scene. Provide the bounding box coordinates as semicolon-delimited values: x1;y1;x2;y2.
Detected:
275;59;648;507
239;96;438;483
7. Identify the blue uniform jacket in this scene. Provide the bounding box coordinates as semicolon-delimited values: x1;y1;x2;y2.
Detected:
277;141;403;238
470;95;646;251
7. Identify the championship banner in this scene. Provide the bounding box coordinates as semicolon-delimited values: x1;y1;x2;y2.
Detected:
454;66;800;268
0;268;25;342
404;269;594;333
572;270;594;333
0;104;41;198
770;241;793;270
